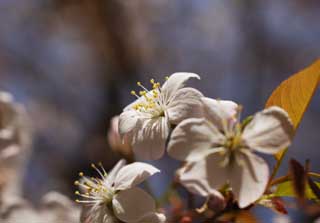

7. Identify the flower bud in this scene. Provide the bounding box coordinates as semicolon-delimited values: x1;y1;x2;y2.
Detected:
207;194;226;213
107;115;132;157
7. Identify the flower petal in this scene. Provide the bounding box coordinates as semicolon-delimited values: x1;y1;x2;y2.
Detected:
106;159;127;186
229;151;269;208
201;97;238;132
113;187;156;223
167;118;225;162
177;153;227;197
161;72;200;102
119;110;141;136
242;106;294;154
131;117;169;160
166;87;204;125
81;204;116;223
134;212;166;223
114;162;160;190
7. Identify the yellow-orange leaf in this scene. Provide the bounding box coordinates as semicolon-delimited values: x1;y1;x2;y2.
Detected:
265;59;320;160
235;211;259;223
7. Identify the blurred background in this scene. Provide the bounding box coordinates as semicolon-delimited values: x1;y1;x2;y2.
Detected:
0;0;319;221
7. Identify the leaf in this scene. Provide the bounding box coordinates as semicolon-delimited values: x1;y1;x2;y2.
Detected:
290;159;307;200
219;211;259;223
308;177;320;200
273;180;320;201
265;59;320;160
235;211;259;223
258;196;288;214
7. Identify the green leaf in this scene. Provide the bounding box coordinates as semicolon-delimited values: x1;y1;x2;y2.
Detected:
274;180;320;201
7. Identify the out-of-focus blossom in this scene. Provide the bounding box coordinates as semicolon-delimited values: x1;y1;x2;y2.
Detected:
119;73;203;160
0;91;31;196
0;91;31;166
0;191;80;223
168;97;294;208
108;115;132;158
272;215;291;223
76;159;165;223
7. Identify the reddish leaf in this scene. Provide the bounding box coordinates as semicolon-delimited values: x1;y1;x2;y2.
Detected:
290;159;307;201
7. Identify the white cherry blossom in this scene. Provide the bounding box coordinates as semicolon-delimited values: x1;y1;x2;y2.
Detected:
168;97;294;208
119;73;203;160
0;91;30;164
75;159;165;223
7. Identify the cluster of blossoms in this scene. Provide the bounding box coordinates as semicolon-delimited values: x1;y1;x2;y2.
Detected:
76;73;295;222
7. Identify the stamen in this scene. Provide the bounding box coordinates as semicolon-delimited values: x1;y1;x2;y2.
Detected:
137;81;149;92
131;90;139;99
98;162;108;177
75;163;115;206
129;77;166;114
91;163;105;179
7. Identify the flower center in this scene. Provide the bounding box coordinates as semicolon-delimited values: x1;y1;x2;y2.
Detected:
219;135;242;167
75;163;115;205
224;134;242;151
130;77;168;117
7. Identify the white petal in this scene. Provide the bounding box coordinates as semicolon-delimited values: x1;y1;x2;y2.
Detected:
201;97;238;131
131;117;169;160
242;106;294;154
134;212;166;223
166;87;204;125
167;118;225;162
161;72;200;102
178;153;228;197
229;151;269;208
114;162;159;190
106;159;127;186
81;204;116;223
113;188;156;223
118;110;141;136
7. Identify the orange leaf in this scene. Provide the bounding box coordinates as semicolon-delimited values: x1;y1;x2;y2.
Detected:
265;59;320;160
235;211;259;223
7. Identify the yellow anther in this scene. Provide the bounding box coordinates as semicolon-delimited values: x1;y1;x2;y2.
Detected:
75;191;80;195
75;199;80;203
74;181;80;185
139;91;146;96
85;192;90;196
79;172;84;177
131;90;137;95
137;81;142;86
165;76;169;80
91;163;96;168
150;79;155;84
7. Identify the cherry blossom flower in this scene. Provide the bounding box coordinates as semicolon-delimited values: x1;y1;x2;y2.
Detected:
119;73;203;160
168;97;294;208
75;159;166;223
